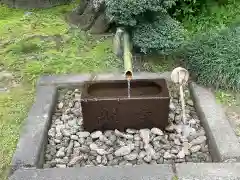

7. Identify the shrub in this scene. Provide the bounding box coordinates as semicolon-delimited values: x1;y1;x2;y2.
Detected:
181;23;240;90
105;0;185;55
132;14;186;55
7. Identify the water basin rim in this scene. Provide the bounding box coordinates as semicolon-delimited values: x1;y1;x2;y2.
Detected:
80;96;170;101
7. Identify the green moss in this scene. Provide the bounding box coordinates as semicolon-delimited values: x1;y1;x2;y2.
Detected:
0;85;34;180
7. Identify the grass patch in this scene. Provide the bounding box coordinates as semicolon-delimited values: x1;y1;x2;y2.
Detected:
182;0;240;34
0;3;122;179
181;22;240;90
0;85;34;180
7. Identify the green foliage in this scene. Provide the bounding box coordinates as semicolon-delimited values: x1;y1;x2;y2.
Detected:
105;0;185;55
105;0;177;26
170;0;207;19
181;23;240;90
132;14;186;55
182;0;240;34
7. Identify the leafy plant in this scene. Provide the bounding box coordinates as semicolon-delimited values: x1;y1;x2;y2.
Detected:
181;22;240;90
105;0;185;54
132;14;186;55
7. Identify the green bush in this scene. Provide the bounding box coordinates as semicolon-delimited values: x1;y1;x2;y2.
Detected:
132;14;185;54
105;0;185;54
170;0;230;20
181;23;240;90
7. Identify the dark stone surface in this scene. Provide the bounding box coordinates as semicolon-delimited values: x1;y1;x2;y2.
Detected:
81;79;170;132
190;83;240;162
9;164;174;180
10;86;57;174
95;72;171;81
89;13;110;34
176;163;240;180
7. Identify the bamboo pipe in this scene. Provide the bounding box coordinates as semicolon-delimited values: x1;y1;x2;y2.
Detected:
123;32;133;80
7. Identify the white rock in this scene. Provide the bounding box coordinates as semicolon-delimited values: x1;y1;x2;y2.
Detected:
56;147;65;158
165;124;175;132
143;155;152;163
58;102;64;109
71;135;78;140
114;144;134;156
190;136;207;146
68;156;83;166
99;135;108;142
139;151;147;159
74;141;80;147
139;129;150;145
182;125;196;138
126;129;138;134
177;149;185;159
89;143;98;151
91;131;102;139
164;152;172;159
124;153;138;161
190;145;201;153
77;131;90;138
151;128;164;136
56;164;66;168
96;155;102;164
145;144;156;157
96;148;107;155
174;139;181;146
48;128;56;137
182;142;190;155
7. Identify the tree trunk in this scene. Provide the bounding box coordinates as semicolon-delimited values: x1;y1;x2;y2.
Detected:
66;0;110;34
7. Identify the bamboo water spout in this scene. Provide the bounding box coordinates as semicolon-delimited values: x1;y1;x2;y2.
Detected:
113;28;133;80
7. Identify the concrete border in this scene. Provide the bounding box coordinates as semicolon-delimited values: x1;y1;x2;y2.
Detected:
9;164;174;180
189;83;240;162
176;163;240;180
10;86;57;174
10;72;240;179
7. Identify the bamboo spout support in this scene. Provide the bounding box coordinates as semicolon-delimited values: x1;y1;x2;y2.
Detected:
123;32;133;80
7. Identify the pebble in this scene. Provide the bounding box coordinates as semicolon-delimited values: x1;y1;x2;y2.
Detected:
177;149;185;159
58;102;64;109
68;156;83;166
91;131;103;139
115;144;134;156
71;135;78;141
143;155;152;163
56;147;65;158
44;89;211;168
190;136;207;146
190;145;201;153
151;128;164;136
164;152;172;159
96;155;102;164
77;131;90;138
56;164;66;168
139;129;150;145
124;153;138;161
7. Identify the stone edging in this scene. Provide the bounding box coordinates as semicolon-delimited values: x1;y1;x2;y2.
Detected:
9;163;240;180
9;72;240;179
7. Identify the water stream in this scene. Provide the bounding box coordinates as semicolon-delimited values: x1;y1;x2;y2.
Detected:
127;79;131;98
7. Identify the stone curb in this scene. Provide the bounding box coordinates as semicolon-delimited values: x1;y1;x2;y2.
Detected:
190;83;240;162
176;163;240;180
37;72;171;86
10;72;240;179
9;164;174;180
10;86;57;175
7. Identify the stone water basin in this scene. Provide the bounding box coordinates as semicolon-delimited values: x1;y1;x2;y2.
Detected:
44;79;211;168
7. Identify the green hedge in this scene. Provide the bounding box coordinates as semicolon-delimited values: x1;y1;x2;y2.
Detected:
182;23;240;90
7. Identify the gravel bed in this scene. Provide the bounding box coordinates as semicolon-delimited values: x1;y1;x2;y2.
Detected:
44;84;212;168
